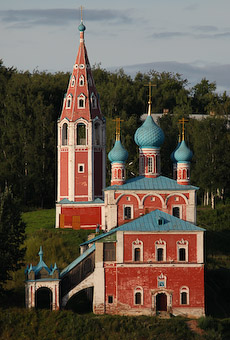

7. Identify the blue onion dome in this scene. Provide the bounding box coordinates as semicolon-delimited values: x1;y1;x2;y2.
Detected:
134;115;165;148
78;21;86;32
108;140;128;163
170;141;181;163
174;140;193;162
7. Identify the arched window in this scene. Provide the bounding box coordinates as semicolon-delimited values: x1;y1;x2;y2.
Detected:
124;206;132;220
79;75;84;86
156;154;159;173
155;239;166;262
180;286;189;305
148;157;153;173
157;248;163;261
77;123;86;145
134;248;140;261
177;239;188;262
140;157;145;173
94;122;101;145
78;94;86;109
134;287;143;305
66;94;72;109
132;239;143;262
62;123;68;145
91;93;97;109
71;76;75;87
179;248;186;261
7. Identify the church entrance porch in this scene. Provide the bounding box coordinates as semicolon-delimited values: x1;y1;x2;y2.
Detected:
35;287;52;310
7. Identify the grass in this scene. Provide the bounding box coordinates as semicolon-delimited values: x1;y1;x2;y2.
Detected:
22;209;55;234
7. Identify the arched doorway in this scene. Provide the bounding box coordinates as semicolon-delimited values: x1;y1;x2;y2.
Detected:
36;287;52;310
65;287;93;314
156;293;167;312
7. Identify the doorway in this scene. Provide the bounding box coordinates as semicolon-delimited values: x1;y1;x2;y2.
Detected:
35;287;52;310
156;293;167;311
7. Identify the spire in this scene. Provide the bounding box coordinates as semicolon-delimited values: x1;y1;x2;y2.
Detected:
59;9;102;122
38;246;43;262
146;82;156;116
113;117;123;141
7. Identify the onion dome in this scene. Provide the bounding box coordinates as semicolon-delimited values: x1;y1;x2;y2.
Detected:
170;140;181;163
108;140;128;163
174;140;193;163
134;115;165;148
78;21;86;32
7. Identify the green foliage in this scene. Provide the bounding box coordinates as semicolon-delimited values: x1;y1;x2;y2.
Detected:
0;187;26;290
0;309;208;340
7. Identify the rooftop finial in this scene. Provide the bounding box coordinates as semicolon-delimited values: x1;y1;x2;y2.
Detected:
38;246;43;262
145;82;156;116
178;118;189;141
112;117;124;141
80;5;83;22
78;6;86;32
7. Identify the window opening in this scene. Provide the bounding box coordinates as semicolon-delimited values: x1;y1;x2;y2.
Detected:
173;207;180;218
77;123;86;145
181;292;187;305
79;75;84;86
62;123;68;146
148;157;153;173
179;248;186;261
134;248;140;261
94;122;100;145
103;243;116;261
135;292;141;305
108;295;113;304
157;248;163;261
124;206;132;220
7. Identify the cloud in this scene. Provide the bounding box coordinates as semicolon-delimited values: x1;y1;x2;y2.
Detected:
110;61;230;93
150;29;230;40
191;25;218;32
0;8;132;29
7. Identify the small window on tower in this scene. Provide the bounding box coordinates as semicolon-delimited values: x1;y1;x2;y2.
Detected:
78;94;86;109
71;76;75;87
62;123;68;146
78;164;85;173
79;75;84;86
148;157;153;173
77;123;86;145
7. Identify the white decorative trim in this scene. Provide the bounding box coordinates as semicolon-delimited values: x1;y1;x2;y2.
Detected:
177;239;189;262
123;205;133;220
157;272;167;288
132;239;143;262
180;286;189;305
155;239;166;261
78;163;85;173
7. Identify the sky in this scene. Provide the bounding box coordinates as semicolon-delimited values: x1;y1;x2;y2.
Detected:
1;0;230;92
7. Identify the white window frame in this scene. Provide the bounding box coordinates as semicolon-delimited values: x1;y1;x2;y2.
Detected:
66;94;72;109
155;239;166;262
78;94;86;109
134;286;143;305
71;76;75;87
132;239;143;262
124;205;133;220
180;286;189;305
177;239;188;262
78;164;85;173
148;157;153;173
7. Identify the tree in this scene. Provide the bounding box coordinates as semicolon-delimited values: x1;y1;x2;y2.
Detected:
0;187;26;290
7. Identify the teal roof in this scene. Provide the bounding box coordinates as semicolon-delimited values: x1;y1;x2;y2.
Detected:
58;198;104;204
80;210;205;246
134;115;165;148
108;140;128;163
60;243;95;277
174;140;193;163
25;246;59;278
104;175;198;191
170;141;181;163
78;21;86;32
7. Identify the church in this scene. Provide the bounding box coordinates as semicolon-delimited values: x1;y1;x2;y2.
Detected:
25;16;205;317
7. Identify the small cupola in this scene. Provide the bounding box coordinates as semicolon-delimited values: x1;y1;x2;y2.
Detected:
108;118;128;186
134;83;164;178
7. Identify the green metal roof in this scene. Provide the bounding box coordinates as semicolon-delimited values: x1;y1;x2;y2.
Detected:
104;175;198;191
80;210;205;246
58;198;104;204
60;243;95;277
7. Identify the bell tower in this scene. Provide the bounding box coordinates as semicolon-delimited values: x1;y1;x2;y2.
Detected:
56;12;106;229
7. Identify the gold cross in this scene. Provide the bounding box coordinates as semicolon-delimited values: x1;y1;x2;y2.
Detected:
144;82;157;115
80;5;83;21
178;118;189;141
112;117;124;141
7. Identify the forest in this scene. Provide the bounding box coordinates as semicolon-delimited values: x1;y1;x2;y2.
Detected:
0;59;229;209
